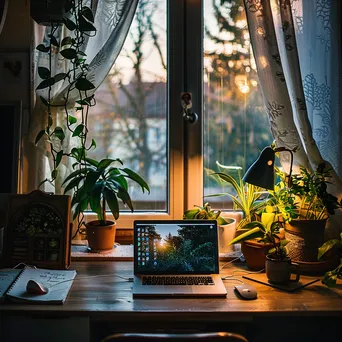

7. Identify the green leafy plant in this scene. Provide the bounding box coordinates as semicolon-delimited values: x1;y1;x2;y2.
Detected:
34;0;98;186
34;1;150;234
229;220;288;260
318;234;342;287
62;154;150;225
271;163;341;222
206;167;269;229
183;202;233;226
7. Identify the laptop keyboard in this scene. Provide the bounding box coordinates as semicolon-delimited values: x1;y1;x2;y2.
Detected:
142;276;215;286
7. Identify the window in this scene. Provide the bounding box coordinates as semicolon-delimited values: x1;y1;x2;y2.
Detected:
84;0;273;227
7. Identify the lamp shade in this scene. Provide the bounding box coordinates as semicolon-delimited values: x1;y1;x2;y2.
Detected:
243;147;276;190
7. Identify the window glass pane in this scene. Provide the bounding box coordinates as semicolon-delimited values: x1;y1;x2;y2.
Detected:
203;0;273;208
87;0;167;211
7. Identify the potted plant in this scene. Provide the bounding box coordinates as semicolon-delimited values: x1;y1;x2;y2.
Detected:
318;233;342;287
206;168;268;229
205;167;270;263
227;207;280;270
183;202;236;254
33;0;150;251
62;155;149;251
270;163;341;264
228;220;299;283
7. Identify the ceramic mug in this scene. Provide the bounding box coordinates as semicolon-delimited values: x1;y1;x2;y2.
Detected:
265;255;300;284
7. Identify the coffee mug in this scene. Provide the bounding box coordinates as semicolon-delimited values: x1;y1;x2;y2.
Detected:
265;255;300;284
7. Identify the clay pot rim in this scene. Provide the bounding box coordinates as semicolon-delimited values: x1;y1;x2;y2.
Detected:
85;220;116;227
266;255;291;262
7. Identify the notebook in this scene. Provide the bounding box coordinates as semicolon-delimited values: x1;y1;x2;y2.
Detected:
133;220;227;298
0;267;76;304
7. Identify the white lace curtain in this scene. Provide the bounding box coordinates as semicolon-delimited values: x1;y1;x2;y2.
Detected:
25;0;139;194
244;0;342;200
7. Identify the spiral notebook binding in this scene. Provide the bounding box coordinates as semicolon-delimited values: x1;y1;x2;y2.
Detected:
6;268;25;295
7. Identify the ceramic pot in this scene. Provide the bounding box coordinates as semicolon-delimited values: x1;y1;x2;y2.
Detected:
218;218;236;254
241;240;272;271
284;219;326;262
85;220;116;252
265;255;300;284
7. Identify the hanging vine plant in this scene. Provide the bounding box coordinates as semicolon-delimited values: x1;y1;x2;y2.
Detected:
34;0;97;185
33;0;150;239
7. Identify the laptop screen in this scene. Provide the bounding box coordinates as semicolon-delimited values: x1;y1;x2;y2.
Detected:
134;220;219;274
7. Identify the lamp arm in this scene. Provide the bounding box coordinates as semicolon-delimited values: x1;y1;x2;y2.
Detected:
274;147;294;187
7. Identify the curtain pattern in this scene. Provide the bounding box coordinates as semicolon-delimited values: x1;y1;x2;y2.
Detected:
26;0;139;194
244;0;342;200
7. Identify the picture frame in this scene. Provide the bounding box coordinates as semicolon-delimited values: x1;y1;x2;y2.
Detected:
3;190;72;269
0;51;30;108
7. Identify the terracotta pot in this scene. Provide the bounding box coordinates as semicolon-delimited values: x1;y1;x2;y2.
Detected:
241;240;272;271
284;219;326;262
265;255;300;284
85;220;116;252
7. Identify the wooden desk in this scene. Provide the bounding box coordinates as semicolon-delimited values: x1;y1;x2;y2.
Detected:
1;261;341;342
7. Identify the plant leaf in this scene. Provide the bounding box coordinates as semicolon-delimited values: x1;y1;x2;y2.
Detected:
62;168;88;186
63;17;77;30
39;96;49;106
318;239;340;259
68;115;77;125
78;13;97;32
97;158;120;170
90;181;105;219
81;6;95;23
89;138;96;150
121;168;150;193
60;48;77;60
54;73;67;83
51;169;58;180
75;77;95;91
61;36;74;46
228;227;264;245
38;67;50;80
54;126;65;141
36;44;50;52
55;150;63;168
72;124;85;137
84;170;101;194
103;187;119;220
64;176;85;194
36;77;55;90
85;157;99;167
50;35;59;46
35;129;46;145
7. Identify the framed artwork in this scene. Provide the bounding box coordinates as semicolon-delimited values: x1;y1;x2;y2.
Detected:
3;190;72;269
0;51;30;108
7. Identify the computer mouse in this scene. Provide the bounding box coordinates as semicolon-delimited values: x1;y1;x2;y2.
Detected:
26;279;49;295
234;284;257;300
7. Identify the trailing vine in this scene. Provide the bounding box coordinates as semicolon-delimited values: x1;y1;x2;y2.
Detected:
35;0;97;187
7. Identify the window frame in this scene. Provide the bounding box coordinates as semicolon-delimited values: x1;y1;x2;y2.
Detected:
84;0;194;229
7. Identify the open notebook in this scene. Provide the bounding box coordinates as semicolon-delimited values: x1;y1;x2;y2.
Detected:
0;267;76;304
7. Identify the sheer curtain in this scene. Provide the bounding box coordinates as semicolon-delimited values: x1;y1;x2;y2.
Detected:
24;0;139;194
244;0;341;235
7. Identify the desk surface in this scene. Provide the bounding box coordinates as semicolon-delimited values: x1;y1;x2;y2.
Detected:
0;261;341;319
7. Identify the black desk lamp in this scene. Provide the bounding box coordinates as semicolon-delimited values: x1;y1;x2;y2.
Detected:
242;146;294;190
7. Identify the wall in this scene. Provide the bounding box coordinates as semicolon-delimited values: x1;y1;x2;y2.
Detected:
0;0;31;107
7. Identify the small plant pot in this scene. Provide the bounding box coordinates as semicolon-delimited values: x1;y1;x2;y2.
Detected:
241;240;272;271
85;220;116;252
218;218;236;254
265;255;300;284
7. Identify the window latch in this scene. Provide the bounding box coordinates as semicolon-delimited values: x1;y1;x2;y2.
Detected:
181;92;198;124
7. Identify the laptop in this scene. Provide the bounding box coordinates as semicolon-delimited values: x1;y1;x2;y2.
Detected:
133;220;227;298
